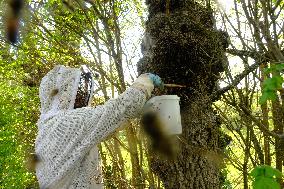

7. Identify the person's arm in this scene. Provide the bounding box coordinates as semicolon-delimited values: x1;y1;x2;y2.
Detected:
75;73;162;143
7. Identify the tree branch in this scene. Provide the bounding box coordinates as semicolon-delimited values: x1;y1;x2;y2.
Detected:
226;48;259;59
212;60;263;99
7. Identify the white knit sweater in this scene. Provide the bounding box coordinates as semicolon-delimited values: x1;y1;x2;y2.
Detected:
35;66;151;188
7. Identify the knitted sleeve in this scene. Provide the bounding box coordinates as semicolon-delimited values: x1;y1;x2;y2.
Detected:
73;86;148;144
35;87;148;188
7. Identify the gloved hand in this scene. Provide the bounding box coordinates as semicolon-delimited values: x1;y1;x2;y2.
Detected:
145;73;164;90
132;73;163;98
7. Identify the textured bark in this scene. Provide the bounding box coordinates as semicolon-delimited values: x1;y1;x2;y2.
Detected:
138;0;227;188
272;99;284;172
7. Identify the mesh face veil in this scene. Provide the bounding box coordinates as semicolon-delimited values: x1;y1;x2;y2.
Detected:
38;65;96;123
74;66;94;109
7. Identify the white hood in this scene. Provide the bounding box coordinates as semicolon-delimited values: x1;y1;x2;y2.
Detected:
38;65;83;123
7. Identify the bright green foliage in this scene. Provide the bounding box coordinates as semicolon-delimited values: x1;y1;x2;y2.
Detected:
260;76;283;104
0;0;146;187
259;63;284;104
250;165;282;189
264;63;284;74
0;82;39;188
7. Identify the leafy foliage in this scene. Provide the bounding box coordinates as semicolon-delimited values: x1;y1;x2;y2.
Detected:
259;63;284;104
250;165;282;189
0;81;39;188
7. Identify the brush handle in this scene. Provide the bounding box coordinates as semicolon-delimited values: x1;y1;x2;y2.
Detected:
164;84;186;88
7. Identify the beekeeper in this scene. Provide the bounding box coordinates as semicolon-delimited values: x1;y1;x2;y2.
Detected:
35;65;163;188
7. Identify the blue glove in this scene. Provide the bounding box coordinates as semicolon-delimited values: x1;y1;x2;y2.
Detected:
146;73;164;90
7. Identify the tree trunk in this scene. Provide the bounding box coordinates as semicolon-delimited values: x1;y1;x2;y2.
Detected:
138;0;227;188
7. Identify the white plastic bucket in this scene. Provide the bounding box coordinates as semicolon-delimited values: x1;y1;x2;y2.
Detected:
145;95;182;135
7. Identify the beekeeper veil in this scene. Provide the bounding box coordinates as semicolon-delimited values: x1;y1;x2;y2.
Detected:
38;65;94;123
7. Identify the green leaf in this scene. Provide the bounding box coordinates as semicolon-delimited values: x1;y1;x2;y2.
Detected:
250;165;282;189
264;63;284;74
252;177;280;189
260;75;283;104
262;76;283;91
259;91;277;104
275;63;284;71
